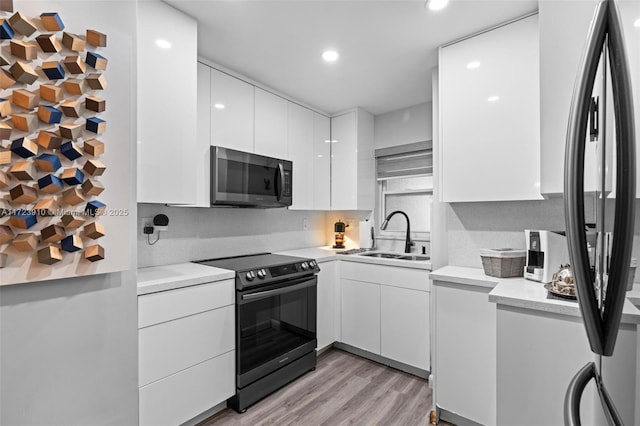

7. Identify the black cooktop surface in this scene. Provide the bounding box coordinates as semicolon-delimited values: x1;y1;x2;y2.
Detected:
195;253;309;273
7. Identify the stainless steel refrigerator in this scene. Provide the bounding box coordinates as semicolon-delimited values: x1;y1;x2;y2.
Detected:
564;0;636;424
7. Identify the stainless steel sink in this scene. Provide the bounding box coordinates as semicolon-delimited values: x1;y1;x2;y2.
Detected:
398;255;431;261
358;252;403;259
356;252;430;261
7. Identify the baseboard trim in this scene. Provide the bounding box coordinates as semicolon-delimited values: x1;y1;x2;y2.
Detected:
181;400;227;426
333;342;429;379
436;405;484;426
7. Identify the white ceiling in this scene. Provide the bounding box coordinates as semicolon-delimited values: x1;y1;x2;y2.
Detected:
164;0;538;116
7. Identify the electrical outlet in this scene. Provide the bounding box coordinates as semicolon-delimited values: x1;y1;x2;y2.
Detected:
140;217;154;236
303;218;309;231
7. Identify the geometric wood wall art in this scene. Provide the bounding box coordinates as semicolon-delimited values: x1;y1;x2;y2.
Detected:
0;8;109;274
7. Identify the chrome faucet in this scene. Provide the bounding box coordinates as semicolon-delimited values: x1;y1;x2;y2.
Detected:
380;210;414;253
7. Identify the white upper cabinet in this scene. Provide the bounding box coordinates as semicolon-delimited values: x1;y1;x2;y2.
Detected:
254;88;289;159
331;108;375;210
137;0;197;204
210;68;254;153
313;113;331;210
288;103;315;210
190;62;211;208
439;14;541;202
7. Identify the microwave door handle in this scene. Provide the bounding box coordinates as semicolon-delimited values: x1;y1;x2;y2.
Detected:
241;279;316;303
276;163;284;202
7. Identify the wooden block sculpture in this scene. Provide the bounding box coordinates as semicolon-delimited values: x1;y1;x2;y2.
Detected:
38;245;63;265
0;169;8;188
83;159;105;176
34;153;61;172
86;117;105;134
83;222;105;240
85;52;107;71
0;146;10;164
8;12;36;36
34;198;58;216
40;224;65;243
12;233;38;251
60;99;80;117
39;84;63;102
0;52;9;66
0;97;10;116
12;89;38;110
58;123;82;140
84;96;105;113
11;113;38;131
10;137;37;157
62;32;85;51
62;55;86;74
0;120;12;140
40;12;64;32
37;173;63;194
36;130;62;149
37;105;62;124
86;29;106;47
42;61;65;80
60;167;84;185
9;183;38;203
10;209;37;229
0;69;16;89
60;140;82;160
61;187;84;205
84;244;104;262
81;179;104;196
10;40;37;60
61;234;82;253
8;160;34;180
0;225;14;244
60;213;84;229
85;200;106;217
9;62;38;84
83;139;104;156
86;73;107;90
0;19;14;39
63;78;84;95
35;33;62;53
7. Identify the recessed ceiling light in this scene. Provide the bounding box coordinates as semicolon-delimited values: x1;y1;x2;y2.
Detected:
322;50;339;63
214;103;225;110
488;96;500;102
155;39;171;49
426;0;449;11
634;18;640;27
467;61;481;69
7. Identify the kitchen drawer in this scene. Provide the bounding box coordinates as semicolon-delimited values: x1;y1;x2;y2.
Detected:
340;261;429;291
139;305;234;387
139;350;235;426
138;279;234;328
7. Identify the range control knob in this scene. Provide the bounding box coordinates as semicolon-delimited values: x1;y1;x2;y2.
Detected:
257;269;267;279
301;262;309;270
309;260;317;268
245;271;256;281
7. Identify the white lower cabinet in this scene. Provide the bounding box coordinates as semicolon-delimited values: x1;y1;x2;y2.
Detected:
339;261;430;371
138;279;235;426
317;260;338;350
380;285;430;371
341;278;381;354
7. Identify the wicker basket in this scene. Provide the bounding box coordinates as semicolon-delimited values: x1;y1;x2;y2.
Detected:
480;248;526;278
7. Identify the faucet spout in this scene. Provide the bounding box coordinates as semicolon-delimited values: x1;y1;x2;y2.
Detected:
380;210;414;253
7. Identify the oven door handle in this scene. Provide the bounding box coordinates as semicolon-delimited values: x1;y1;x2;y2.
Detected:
241;279;316;303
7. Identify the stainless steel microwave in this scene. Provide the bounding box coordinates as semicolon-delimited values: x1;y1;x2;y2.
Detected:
210;146;292;208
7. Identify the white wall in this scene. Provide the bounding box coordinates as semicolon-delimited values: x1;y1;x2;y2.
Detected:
374;102;432;149
0;2;138;424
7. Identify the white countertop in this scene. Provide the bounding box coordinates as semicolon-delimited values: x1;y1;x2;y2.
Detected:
431;265;640;324
274;246;341;263
137;262;235;296
275;246;432;270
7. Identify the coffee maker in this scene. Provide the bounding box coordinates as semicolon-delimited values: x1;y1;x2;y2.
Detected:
524;230;570;283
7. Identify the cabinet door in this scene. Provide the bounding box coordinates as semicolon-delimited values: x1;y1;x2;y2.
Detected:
210;69;254;153
313;113;331;210
440;15;541;202
380;286;429;371
137;0;197;204
317;261;337;350
341;278;380;354
190;62;211;207
331;111;358;210
288;103;315;210
254;88;288;159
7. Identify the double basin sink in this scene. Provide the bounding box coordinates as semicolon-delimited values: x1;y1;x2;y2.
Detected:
357;252;430;261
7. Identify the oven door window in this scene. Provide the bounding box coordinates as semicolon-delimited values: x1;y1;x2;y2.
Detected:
218;159;280;198
238;278;317;377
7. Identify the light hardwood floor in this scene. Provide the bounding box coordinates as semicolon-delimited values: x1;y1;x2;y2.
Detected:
200;348;446;425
